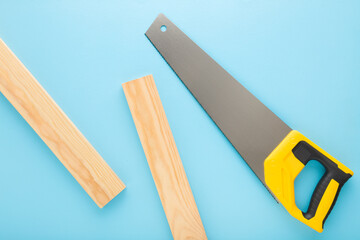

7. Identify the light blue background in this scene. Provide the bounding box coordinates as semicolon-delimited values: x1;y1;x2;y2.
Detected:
0;0;359;239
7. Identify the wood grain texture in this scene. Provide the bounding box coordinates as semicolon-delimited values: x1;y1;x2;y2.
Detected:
123;75;207;240
0;39;125;208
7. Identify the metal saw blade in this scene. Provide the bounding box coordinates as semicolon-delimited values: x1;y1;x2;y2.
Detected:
146;14;291;196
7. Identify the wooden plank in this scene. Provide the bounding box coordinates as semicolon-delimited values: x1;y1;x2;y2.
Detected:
0;39;125;208
123;75;207;240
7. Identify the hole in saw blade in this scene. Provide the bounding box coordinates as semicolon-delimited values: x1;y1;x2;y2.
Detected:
294;160;325;213
160;25;167;32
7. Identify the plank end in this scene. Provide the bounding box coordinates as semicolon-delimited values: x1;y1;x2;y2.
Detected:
96;181;126;208
122;74;153;88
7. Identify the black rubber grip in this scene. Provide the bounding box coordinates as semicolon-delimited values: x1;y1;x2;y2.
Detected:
292;141;352;227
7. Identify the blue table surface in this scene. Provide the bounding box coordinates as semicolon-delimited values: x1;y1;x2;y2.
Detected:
0;0;359;239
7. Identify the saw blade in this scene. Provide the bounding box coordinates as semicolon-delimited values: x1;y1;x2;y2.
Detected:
146;14;291;198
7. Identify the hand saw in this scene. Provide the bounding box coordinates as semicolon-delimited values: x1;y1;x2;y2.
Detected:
145;14;353;232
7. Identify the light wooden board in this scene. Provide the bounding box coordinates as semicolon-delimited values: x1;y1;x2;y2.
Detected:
0;39;125;208
123;75;207;240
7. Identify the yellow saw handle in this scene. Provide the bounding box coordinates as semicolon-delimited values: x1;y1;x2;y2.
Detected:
264;130;353;232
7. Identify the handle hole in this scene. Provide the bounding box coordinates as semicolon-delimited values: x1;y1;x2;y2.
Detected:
295;160;326;213
160;25;167;32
